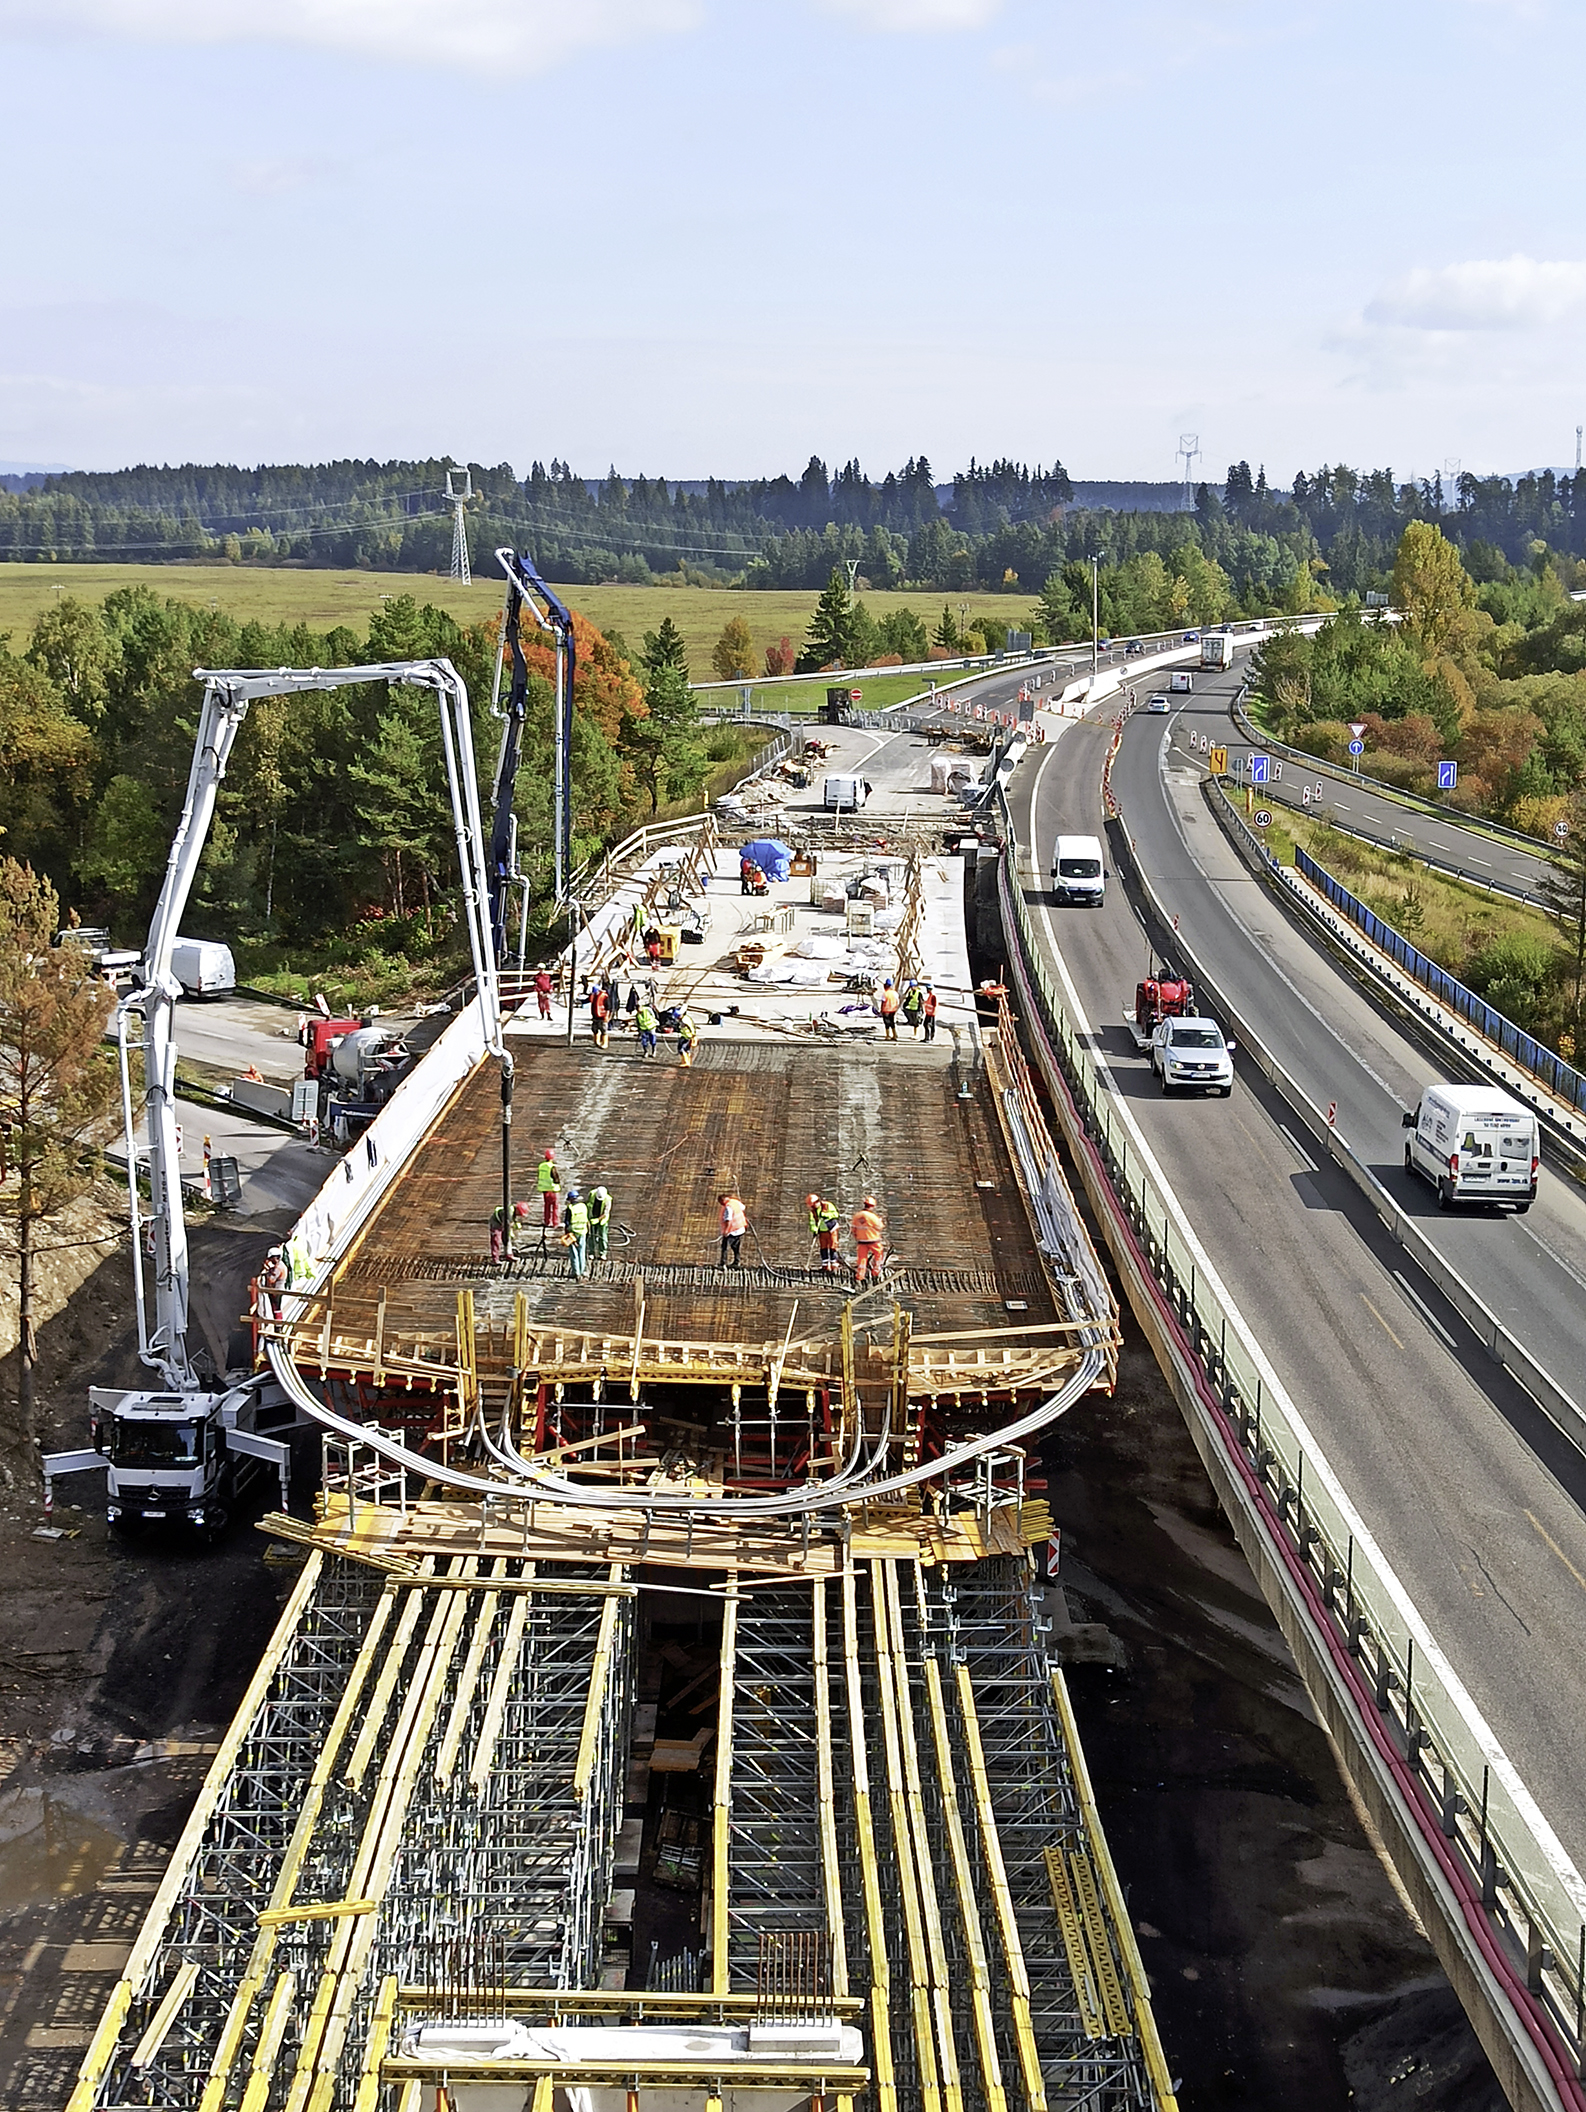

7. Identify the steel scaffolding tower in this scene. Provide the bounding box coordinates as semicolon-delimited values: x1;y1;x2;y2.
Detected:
447;465;472;584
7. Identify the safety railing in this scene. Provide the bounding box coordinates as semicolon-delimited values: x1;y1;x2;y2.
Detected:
1292;844;1586;1118
991;795;1586;2103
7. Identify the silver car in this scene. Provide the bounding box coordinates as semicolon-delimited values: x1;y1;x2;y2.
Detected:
1151;1015;1235;1096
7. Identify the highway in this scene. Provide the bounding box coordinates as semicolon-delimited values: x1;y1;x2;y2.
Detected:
1216;707;1558;905
1004;674;1586;1888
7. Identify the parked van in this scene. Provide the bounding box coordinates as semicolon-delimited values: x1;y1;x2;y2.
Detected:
1402;1082;1539;1211
169;937;236;996
1169;669;1193;694
1051;833;1106;906
823;775;871;811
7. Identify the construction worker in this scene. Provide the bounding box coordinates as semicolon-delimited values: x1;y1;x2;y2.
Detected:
489;1201;508;1264
259;1246;287;1321
536;1148;561;1227
718;1190;747;1269
588;1184;612;1260
676;1008;698;1066
922;981;938;1043
643;925;662;969
901;981;925;1036
589;979;611;1049
636;997;658;1058
807;1193;841;1277
851;1194;885;1283
878;980;901;1040
507;1198;533;1257
533;967;553;1020
563;1188;589;1279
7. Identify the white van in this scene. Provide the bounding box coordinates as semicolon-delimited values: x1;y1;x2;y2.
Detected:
169;937;236;996
1402;1082;1539;1211
823;775;870;811
1051;833;1106;906
1169;670;1193;694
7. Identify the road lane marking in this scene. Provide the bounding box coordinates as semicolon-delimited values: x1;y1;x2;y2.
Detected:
1390;1270;1457;1348
1525;1510;1586;1597
1360;1293;1405;1351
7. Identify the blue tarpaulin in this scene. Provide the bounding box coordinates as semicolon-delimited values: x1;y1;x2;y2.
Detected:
742;838;793;882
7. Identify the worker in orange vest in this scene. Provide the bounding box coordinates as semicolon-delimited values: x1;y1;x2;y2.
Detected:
851;1195;885;1283
718;1189;748;1268
877;980;901;1040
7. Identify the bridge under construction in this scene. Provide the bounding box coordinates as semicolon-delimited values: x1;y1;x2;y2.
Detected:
64;831;1179;2112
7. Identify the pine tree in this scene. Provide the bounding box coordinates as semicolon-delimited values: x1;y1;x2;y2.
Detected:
797;569;859;672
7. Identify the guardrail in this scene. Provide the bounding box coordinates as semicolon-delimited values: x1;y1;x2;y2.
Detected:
993;792;1586;2108
1230;688;1562;864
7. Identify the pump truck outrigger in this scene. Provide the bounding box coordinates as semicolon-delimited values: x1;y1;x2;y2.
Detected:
43;656;508;1536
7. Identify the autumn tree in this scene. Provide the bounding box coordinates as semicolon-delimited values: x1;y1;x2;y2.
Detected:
1542;789;1586;1052
1392;522;1476;655
0;861;116;1478
711;616;756;682
764;636;795;678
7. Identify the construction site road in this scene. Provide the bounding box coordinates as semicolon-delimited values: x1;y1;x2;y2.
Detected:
1005;677;1586;1895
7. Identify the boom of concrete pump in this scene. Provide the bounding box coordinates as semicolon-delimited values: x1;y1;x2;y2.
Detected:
490;547;577;938
44;657;506;1534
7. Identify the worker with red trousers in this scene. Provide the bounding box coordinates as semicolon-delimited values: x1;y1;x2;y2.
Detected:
537;1148;561;1227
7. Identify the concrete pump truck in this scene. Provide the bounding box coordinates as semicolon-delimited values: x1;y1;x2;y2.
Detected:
44;654;508;1535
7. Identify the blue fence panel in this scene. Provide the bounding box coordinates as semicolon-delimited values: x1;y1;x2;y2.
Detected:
1294;844;1586;1116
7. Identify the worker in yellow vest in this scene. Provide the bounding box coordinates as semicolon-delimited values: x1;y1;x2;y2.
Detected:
563;1188;589;1279
536;1149;561;1227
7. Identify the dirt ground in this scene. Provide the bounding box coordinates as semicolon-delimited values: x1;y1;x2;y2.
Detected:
1049;1328;1506;2110
0;1213;292;2109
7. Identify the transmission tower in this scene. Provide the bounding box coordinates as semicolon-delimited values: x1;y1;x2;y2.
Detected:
447;466;473;584
1177;433;1201;506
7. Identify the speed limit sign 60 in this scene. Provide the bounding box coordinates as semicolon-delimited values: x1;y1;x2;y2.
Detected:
1253;809;1273;828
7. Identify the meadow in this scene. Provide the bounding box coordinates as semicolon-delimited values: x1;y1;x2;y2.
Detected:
0;563;1026;685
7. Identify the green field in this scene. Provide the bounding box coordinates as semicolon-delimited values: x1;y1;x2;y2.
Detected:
0;563;1029;684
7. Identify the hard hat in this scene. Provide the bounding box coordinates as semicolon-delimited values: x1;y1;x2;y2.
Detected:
567;1187;580;1201
592;1184;608;1198
863;1195;877;1209
267;1245;282;1257
514;1201;531;1218
807;1193;819;1208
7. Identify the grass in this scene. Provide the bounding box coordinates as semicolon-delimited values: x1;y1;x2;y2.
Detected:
0;563;1033;683
1228;786;1556;975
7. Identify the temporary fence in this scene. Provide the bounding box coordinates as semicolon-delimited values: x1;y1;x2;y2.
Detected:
992;798;1586;2107
1293;843;1586;1119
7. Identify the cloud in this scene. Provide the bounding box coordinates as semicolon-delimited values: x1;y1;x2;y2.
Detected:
817;0;1003;29
0;0;700;74
1365;255;1586;332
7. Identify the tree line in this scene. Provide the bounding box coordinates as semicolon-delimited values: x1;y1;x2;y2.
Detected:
0;587;719;979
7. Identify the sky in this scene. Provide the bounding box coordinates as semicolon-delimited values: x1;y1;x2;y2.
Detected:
1;0;1584;486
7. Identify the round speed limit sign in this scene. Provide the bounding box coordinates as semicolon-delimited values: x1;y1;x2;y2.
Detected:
1253;809;1273;828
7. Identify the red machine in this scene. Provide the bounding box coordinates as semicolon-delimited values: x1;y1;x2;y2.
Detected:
1132;976;1195;1038
300;1016;361;1079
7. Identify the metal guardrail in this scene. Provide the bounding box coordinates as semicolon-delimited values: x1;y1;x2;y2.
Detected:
993;791;1586;2105
1230;687;1562;863
1291;843;1586;1119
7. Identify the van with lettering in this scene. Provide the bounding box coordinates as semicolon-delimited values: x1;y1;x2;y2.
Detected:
1402;1082;1539;1212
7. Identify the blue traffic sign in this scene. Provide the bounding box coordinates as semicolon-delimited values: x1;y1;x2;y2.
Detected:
1347;739;1364;756
1249;754;1270;783
1437;759;1458;790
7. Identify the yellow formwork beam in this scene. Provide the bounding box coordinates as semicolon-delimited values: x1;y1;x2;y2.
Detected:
811;1576;850;1998
344;1560;437;1793
238;1971;297;2112
127;1957;199;2072
878;1562;963;2112
1042;1849;1104;2039
351;1973;398;2112
954;1663;1047;2111
1048;1668;1179;2110
436;1560;501;1789
575;1566;625;1801
840;1569;897;2112
923;1656;1008;2112
469;1571;533;1799
711;1582;739;1993
866;1562;948;2112
64;1553;326;2112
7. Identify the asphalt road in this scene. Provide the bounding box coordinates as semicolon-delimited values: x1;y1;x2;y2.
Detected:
1214;709;1558;903
1006;678;1586;1886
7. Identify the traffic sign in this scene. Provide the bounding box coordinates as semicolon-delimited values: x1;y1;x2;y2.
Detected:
1348;722;1366;739
1253;809;1273;828
1326;1101;1337;1127
1347;739;1365;756
1250;754;1270;784
1209;746;1227;774
1556;821;1570;840
850;688;862;701
1437;760;1458;790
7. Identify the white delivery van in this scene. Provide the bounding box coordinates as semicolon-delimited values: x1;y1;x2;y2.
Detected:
1051;834;1106;906
823;775;870;811
169;937;236;996
1169;669;1193;694
1402;1082;1539;1211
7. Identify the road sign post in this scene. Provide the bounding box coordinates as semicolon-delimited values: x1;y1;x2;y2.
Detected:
1250;755;1270;785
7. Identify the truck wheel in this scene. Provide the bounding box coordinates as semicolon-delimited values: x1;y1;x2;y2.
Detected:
204;1508;230;1543
1437;1178;1453;1210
